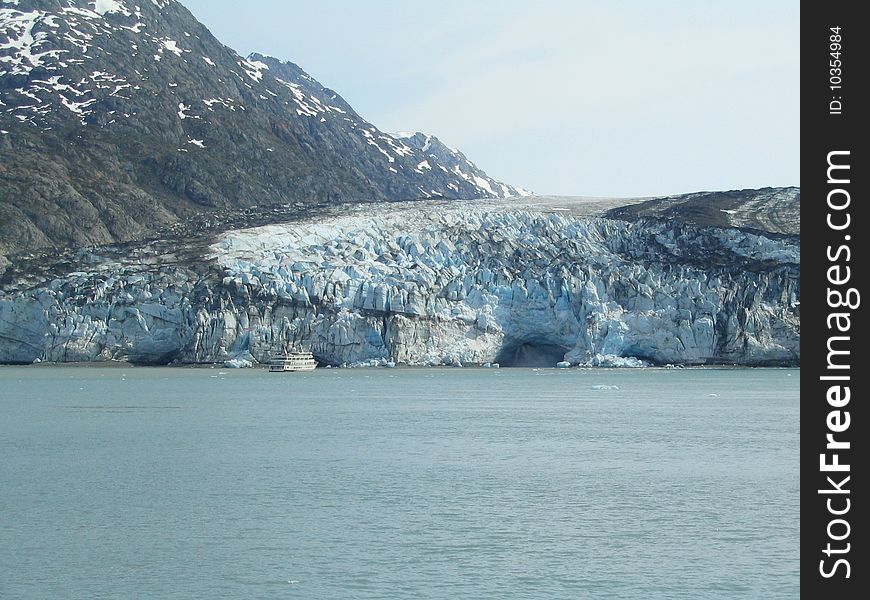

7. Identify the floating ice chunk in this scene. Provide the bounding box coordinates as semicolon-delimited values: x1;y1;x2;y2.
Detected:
585;354;647;368
556;361;571;368
591;384;620;390
223;358;252;368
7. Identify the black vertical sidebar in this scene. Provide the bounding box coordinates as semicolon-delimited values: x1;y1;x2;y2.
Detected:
802;3;866;597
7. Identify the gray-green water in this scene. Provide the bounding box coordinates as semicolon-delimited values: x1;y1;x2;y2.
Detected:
0;367;799;599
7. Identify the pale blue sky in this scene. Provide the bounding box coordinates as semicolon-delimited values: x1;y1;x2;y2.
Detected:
180;0;799;197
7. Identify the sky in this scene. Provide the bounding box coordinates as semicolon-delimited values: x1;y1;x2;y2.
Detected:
179;0;799;198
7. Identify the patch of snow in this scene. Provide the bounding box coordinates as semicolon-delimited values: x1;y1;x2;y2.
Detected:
120;21;144;33
240;59;267;82
187;138;204;148
1;9;67;76
201;56;215;66
59;95;96;114
359;130;394;162
275;78;322;116
451;165;473;183
159;38;185;57
92;0;130;16
59;6;101;19
202;97;237;112
472;175;495;196
381;135;413;157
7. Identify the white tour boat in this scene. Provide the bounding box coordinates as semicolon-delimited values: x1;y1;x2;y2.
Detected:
268;351;317;372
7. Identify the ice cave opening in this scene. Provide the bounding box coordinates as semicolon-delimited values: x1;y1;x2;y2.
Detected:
494;340;570;368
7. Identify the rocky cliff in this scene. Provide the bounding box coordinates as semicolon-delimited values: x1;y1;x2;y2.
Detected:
0;191;800;367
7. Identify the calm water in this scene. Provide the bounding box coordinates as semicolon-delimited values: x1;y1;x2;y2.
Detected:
0;366;799;599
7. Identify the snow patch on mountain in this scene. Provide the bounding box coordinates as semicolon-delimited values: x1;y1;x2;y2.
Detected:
92;0;130;17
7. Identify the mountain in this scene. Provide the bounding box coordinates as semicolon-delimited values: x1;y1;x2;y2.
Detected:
0;0;526;265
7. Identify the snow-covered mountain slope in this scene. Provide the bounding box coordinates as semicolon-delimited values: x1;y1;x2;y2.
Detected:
387;130;532;198
0;191;799;367
0;0;525;262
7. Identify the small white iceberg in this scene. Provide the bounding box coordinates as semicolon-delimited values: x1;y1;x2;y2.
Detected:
223;358;252;368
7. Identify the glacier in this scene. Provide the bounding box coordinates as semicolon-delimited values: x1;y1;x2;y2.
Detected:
0;200;799;367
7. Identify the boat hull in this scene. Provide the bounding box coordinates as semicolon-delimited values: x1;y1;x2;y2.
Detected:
268;364;316;372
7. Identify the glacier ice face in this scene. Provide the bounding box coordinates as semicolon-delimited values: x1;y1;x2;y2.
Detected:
0;201;799;367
